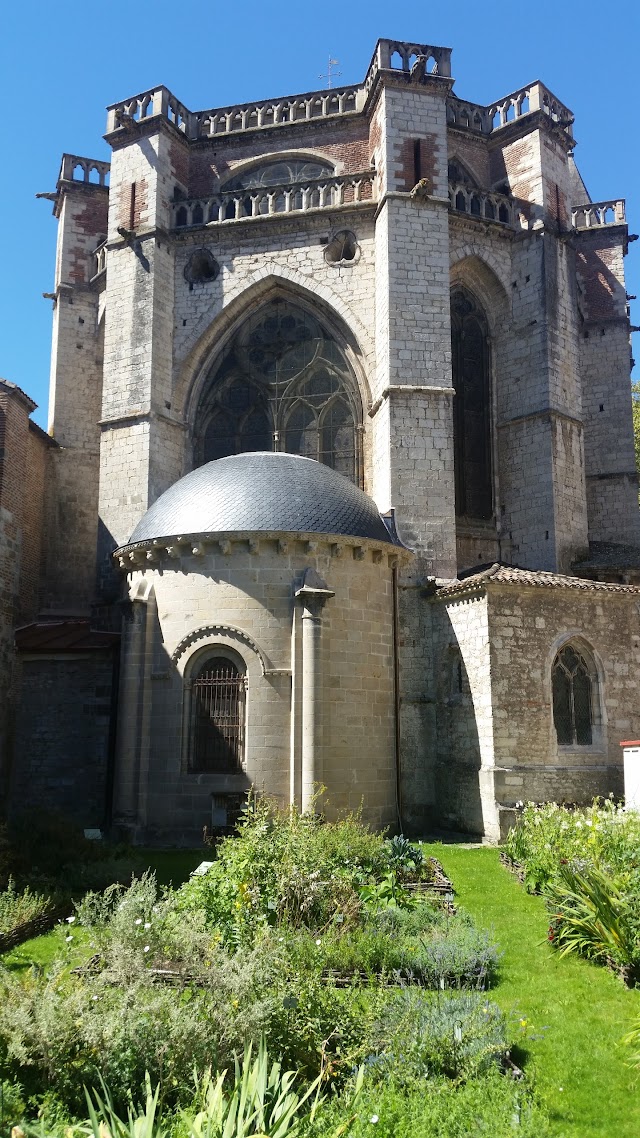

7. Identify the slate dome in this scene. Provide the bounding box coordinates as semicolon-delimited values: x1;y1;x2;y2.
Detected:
123;452;397;547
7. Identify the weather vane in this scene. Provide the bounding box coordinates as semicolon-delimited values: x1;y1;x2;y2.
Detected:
319;57;342;88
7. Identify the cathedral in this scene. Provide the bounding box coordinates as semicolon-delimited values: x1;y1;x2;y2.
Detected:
1;37;639;843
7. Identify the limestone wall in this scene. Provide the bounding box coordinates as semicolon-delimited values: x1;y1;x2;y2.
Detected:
115;536;398;843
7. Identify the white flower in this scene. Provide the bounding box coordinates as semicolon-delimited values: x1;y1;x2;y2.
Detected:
66;916;76;924
65;935;73;942
135;918;143;925
370;1116;379;1124
144;922;151;930
143;945;150;953
315;938;322;946
92;995;98;1002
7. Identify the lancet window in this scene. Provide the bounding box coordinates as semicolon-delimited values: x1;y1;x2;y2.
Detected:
195;299;362;484
451;288;492;520
552;644;596;747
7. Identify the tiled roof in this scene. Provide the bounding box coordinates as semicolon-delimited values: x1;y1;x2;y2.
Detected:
15;621;120;653
123;452;399;549
434;562;640;599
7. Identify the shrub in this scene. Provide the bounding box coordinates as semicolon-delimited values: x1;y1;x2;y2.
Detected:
505;799;640;892
281;906;499;989
368;990;509;1083
0;878;54;933
545;861;640;977
176;799;387;946
307;1068;552;1138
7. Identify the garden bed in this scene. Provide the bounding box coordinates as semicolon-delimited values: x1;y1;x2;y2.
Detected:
0;805;548;1137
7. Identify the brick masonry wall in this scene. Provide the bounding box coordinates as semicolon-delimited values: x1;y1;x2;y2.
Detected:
188;118;372;197
0;388;30;797
431;591;499;839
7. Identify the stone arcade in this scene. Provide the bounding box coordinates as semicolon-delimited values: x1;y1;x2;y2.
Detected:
1;37;639;842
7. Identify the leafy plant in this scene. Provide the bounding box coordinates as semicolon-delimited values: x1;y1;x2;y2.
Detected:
545;862;639;977
358;873;414;912
368;991;508;1083
0;878;54;933
176;798;387;946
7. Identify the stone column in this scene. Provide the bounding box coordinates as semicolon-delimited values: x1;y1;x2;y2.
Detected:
295;573;334;813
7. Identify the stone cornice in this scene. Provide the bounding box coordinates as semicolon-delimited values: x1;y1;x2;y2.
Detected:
114;530;411;571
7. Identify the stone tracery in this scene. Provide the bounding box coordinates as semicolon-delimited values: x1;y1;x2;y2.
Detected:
194;299;362;484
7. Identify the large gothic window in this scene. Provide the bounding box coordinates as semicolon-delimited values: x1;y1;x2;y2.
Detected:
552;644;596;747
195;300;362;483
451;289;492;520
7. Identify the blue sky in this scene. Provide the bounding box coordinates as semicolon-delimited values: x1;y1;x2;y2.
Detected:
1;0;638;427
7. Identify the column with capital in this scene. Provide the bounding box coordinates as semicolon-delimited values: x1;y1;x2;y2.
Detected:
294;572;334;814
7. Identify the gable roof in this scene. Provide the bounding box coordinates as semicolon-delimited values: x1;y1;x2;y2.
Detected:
433;563;640;600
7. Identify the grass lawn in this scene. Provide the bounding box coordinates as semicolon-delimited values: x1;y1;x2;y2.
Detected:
424;843;640;1138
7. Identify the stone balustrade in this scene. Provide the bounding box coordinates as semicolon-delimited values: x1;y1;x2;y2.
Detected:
195;88;361;137
449;182;515;227
173;171;375;229
107;85;361;140
59;153;110;186
106;87;193;135
572;200;626;229
447;81;574;138
364;38;452;97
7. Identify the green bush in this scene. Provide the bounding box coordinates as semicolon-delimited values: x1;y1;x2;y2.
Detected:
505;799;640;892
368;991;508;1083
545;861;640;977
0;879;54;933
280;906;499;989
176;799;388;946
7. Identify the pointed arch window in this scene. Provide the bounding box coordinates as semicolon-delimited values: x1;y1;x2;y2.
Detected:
195;299;362;484
552;644;596;746
451;288;492;520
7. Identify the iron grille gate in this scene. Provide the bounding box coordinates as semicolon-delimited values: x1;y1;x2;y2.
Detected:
191;661;245;771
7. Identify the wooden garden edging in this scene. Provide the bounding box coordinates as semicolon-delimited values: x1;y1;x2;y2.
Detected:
0;906;70;952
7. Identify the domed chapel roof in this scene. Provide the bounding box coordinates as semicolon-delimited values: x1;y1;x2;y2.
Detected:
124;452;398;548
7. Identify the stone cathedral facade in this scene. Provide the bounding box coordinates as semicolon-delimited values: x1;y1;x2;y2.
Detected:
1;38;639;843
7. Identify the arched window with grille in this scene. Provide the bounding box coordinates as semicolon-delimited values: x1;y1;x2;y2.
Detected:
552;643;598;746
194;299;363;485
189;654;246;772
450;288;492;520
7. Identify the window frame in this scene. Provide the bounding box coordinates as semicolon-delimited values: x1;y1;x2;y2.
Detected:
549;637;604;753
183;647;248;775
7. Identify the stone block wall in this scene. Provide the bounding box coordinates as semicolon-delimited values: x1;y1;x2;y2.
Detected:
487;581;640;799
114;535;399;844
0;383;53;803
9;653;115;827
